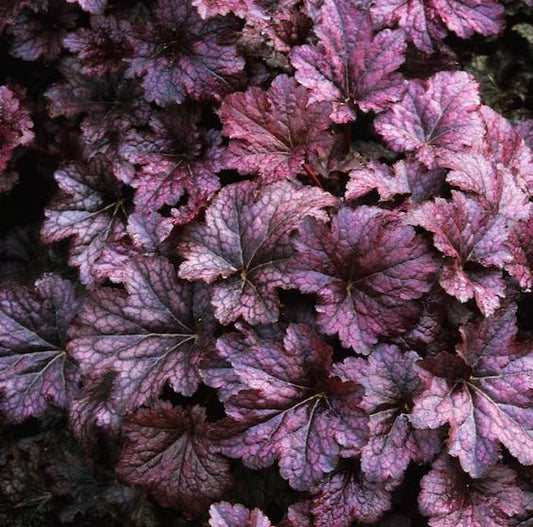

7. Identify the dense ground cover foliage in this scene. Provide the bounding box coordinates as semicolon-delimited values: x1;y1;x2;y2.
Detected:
0;0;532;525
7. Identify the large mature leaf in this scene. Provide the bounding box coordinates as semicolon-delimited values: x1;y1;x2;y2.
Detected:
371;0;503;53
290;206;439;352
116;402;232;515
178;180;335;325
208;324;368;490
125;0;244;105
410;191;514;316
335;345;441;481
0;275;81;423
68;255;215;414
41;155;128;286
411;305;533;477
290;0;406;123
374;71;482;168
419;455;524;527
219;74;334;181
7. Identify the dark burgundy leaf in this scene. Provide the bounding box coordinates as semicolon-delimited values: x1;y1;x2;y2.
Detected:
219;74;334;181
419;455;524;527
116;402;232;515
290;206;439;352
374;71;483;168
291;0;406;123
178;180;336;325
0;275;81;423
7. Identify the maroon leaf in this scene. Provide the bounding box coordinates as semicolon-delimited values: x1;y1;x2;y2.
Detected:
290;0;406;123
419;455;525;527
212;324;368;490
116;402;232;515
290;206;439;352
219;74;334;181
178;180;336;325
68;256;215;414
335;345;441;481
208;502;273;527
409;191;514;316
374;71;482;168
124;0;244;105
310;460;397;527
0;85;33;176
40;155;128;286
411;305;533;477
0;275;82;423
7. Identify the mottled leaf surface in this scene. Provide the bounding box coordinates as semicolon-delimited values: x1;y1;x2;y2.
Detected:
335;345;441;481
178;180;335;325
375;71;482;168
291;0;406;123
125;0;244;104
290;206;439;352
209;502;272;527
419;455;524;527
219;75;334;181
0;275;81;423
410;191;514;316
412;306;533;477
211;324;368;490
117;402;232;514
68;256;215;413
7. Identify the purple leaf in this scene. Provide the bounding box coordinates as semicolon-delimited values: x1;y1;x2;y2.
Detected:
346;159;445;203
41;155;128;286
212;324;368;490
178;180;336;325
68;256;215;414
124;0;244;105
63;14;133;76
409;191;514;316
0;275;82;423
8;0;78;62
374;71;482;168
411;305;533;477
335;345;441;481
66;0;107;14
219;74;334;181
310;460;397;527
192;0;247;18
0;85;33;176
290;0;406;123
116;402;232;515
419;455;525;527
208;502;273;527
290;206;439;352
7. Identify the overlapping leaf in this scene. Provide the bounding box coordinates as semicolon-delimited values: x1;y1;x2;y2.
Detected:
125;0;244;105
209;502;273;527
410;191;514;316
207;324;368;490
411;305;533;477
290;206;439;352
68;255;216;413
290;0;406;123
178;180;336;325
219;75;334;181
419;455;524;527
334;345;441;481
375;71;483;168
116;402;232;515
0;275;81;423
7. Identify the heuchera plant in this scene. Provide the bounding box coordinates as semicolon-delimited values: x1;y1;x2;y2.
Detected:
0;0;531;526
